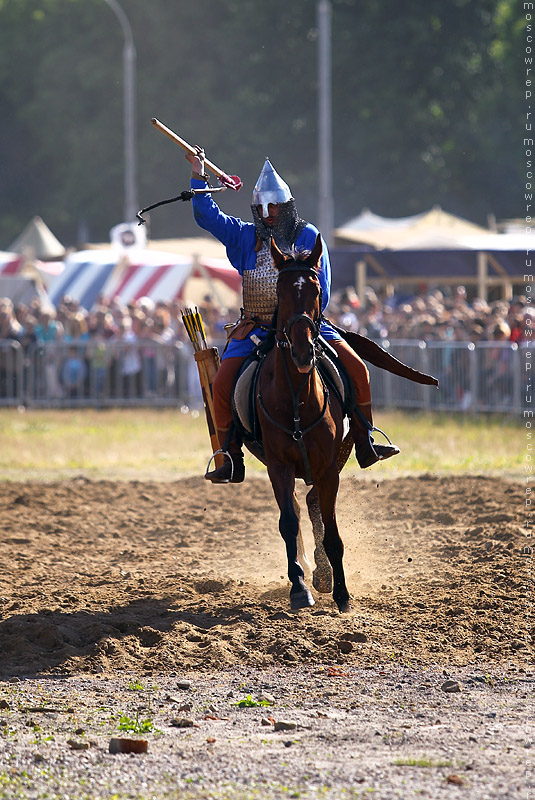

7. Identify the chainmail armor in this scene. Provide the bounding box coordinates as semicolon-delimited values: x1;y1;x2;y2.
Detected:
242;241;279;323
251;198;306;252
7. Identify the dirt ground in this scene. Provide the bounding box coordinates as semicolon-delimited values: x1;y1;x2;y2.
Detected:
0;474;531;676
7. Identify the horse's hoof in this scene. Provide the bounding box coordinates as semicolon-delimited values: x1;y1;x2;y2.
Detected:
336;598;352;614
312;567;332;594
290;589;315;610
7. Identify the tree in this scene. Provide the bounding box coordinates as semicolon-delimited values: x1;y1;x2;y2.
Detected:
0;0;525;248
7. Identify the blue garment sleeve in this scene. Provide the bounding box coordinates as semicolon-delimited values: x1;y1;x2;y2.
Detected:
190;179;256;274
295;224;331;311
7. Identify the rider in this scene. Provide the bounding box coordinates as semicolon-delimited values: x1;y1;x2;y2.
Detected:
186;147;399;483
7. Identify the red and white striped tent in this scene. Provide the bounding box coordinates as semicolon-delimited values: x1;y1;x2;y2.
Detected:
0;251;63;282
48;249;242;310
0;251;58;307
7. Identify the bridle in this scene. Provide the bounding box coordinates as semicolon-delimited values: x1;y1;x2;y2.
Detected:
275;263;323;352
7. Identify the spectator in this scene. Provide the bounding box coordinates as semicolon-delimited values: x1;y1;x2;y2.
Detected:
60;346;87;400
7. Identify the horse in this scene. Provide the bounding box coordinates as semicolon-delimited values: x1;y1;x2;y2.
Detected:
254;234;353;613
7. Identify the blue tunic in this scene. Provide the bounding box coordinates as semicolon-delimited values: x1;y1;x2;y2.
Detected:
191;178;340;358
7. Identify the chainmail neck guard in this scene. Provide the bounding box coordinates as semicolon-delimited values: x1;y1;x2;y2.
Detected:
251;198;307;252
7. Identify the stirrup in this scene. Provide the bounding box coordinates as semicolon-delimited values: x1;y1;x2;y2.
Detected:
368;425;395;459
355;426;399;468
205;449;235;481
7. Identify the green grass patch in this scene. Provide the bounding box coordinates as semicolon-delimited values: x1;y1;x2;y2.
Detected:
393;757;453;768
0;407;522;481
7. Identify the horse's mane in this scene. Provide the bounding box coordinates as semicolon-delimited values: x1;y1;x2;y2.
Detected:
279;246;322;271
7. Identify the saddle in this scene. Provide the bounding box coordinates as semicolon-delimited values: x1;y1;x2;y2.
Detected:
231;338;355;458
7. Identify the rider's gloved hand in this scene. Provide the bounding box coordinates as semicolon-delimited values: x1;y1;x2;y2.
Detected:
186;145;206;179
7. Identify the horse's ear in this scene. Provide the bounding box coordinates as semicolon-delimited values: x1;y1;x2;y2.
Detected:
270;237;286;271
310;233;323;268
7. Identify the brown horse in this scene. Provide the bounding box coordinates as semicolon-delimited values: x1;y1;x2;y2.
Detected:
256;235;352;613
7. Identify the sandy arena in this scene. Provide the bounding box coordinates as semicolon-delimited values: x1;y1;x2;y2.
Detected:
0;474;532;800
0;474;530;675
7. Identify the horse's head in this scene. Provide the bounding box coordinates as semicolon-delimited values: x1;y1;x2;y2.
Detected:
271;234;323;373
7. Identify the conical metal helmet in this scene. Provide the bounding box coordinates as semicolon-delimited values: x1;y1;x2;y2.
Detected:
252;159;292;217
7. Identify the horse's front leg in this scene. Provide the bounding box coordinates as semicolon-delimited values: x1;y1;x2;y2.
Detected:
268;464;315;610
316;468;351;613
294;491;312;577
306;486;333;593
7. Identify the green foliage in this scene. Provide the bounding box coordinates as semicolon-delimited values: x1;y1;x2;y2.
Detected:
117;711;154;734
234;694;271;708
0;0;524;248
127;679;145;691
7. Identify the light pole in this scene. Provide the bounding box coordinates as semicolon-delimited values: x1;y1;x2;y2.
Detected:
317;0;333;247
103;0;138;223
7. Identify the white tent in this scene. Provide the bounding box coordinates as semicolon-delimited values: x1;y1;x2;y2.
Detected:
8;216;65;260
334;206;490;250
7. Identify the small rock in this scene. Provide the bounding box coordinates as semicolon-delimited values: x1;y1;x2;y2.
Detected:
261;717;272;726
170;717;195;728
446;774;464;786
274;720;298;731
339;640;353;654
0;699;9;710
441;680;462;693
67;739;89;751
284;740;294;747
109;738;148;754
469;736;477;743
177;680;191;690
259;692;275;705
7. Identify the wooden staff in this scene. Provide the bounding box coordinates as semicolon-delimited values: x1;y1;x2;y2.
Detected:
151;118;242;190
181;308;224;468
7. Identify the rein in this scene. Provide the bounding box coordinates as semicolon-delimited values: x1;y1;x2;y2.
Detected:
257;261;328;485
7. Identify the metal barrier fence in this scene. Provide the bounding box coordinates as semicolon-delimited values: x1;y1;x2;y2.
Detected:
0;338;530;413
0;339;193;409
367;339;529;414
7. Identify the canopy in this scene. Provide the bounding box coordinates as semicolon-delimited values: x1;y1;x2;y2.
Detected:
334;207;490;249
331;206;534;299
48;249;242;310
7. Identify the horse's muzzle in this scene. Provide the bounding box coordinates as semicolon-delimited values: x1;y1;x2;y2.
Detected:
291;345;315;372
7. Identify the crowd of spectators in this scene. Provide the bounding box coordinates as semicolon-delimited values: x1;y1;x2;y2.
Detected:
328;284;532;346
0;283;531;351
0;283;529;405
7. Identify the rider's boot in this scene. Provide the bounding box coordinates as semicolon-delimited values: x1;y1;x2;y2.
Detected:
205;428;245;484
351;404;400;469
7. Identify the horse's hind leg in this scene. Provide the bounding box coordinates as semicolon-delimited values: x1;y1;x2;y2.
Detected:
317;468;351;613
268;465;314;610
306;487;332;593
